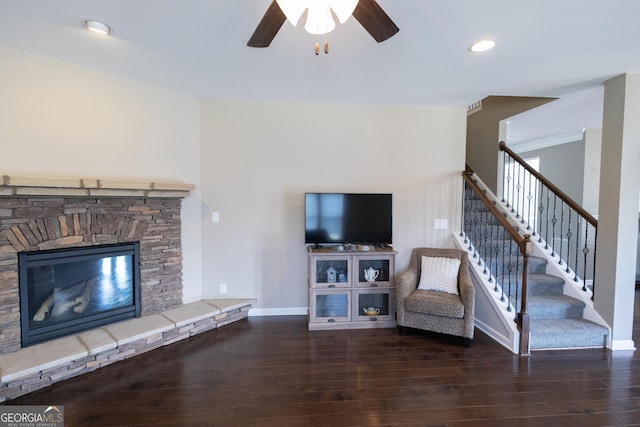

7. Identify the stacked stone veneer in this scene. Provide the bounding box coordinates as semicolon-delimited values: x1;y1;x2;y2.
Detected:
0;196;184;355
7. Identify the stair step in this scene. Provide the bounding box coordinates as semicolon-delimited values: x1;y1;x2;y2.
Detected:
528;273;565;295
528;295;585;319
530;319;609;349
497;272;564;297
527;257;548;274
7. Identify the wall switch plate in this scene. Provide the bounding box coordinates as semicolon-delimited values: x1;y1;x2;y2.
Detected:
435;219;448;230
220;283;227;293
211;212;220;223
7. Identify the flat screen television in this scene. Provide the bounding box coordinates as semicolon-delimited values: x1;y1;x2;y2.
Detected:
305;193;392;246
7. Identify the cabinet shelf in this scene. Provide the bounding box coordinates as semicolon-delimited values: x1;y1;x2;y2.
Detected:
307;249;396;330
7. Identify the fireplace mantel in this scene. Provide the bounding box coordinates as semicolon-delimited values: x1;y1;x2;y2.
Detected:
1;175;195;198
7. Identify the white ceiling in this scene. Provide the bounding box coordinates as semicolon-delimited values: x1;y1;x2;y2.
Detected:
1;0;639;116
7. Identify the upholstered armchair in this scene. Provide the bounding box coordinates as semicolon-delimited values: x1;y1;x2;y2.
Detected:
395;247;475;347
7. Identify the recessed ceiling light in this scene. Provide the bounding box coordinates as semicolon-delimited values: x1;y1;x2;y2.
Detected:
83;19;112;35
469;39;495;53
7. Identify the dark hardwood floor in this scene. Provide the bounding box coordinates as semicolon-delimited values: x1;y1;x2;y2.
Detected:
6;289;640;426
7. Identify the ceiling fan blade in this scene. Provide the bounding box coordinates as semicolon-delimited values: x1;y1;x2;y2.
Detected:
352;0;399;43
247;1;287;48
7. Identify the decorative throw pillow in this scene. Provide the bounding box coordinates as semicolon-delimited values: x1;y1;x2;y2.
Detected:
417;256;461;295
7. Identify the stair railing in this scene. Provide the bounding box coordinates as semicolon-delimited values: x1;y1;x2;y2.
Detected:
498;141;598;299
461;169;534;355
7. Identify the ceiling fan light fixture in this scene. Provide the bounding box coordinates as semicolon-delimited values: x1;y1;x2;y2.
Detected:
247;0;398;49
469;39;495;53
276;0;359;35
83;19;112;35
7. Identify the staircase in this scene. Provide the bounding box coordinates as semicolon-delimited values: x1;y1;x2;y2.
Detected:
459;172;609;352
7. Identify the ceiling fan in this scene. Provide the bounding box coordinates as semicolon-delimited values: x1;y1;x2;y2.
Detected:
247;0;399;48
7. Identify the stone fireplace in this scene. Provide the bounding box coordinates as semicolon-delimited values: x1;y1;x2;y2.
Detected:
0;175;193;354
0;176;256;402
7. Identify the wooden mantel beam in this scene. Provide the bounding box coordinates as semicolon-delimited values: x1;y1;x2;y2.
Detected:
0;175;195;198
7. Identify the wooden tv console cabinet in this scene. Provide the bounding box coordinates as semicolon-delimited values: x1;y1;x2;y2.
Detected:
307;247;396;331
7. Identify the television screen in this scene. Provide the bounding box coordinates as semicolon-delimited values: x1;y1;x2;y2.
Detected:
305;193;392;246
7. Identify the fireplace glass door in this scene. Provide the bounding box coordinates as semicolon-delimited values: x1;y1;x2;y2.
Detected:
19;242;141;347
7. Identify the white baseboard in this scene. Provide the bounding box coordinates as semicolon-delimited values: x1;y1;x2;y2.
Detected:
608;339;636;351
249;307;308;316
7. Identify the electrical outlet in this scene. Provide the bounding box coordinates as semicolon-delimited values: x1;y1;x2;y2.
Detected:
220;283;227;294
211;212;220;223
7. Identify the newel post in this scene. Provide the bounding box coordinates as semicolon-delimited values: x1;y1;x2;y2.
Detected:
518;234;533;356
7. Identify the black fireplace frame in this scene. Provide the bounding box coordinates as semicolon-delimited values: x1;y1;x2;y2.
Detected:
19;242;141;347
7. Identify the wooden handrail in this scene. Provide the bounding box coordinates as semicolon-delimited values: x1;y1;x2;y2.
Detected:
499;141;598;227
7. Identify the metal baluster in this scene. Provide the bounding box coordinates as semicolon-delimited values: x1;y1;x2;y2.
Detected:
481;209;488;271
500;227;507;303
488;219;496;285
466;181;473;245
544;185;551;249
582;223;589;290
592;227;597;301
460;180;466;240
506;237;513;313
574;218;581;282
537;200;544;242
510;159;516;213
551;194;557;257
520;166;532;226
558;201;565;266
467;195;474;251
523;168;530;225
472;208;479;259
565;209;573;273
514;162;522;218
502;150;508;204
531;175;538;236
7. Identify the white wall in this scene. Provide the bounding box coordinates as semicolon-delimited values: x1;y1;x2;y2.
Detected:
200;100;466;310
0;44;203;303
583;129;602;216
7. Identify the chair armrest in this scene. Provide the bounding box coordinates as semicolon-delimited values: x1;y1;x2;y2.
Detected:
458;265;475;315
396;268;418;302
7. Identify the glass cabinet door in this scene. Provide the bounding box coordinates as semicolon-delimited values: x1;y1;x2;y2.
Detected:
354;255;394;288
353;289;394;321
310;290;351;323
310;256;350;288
